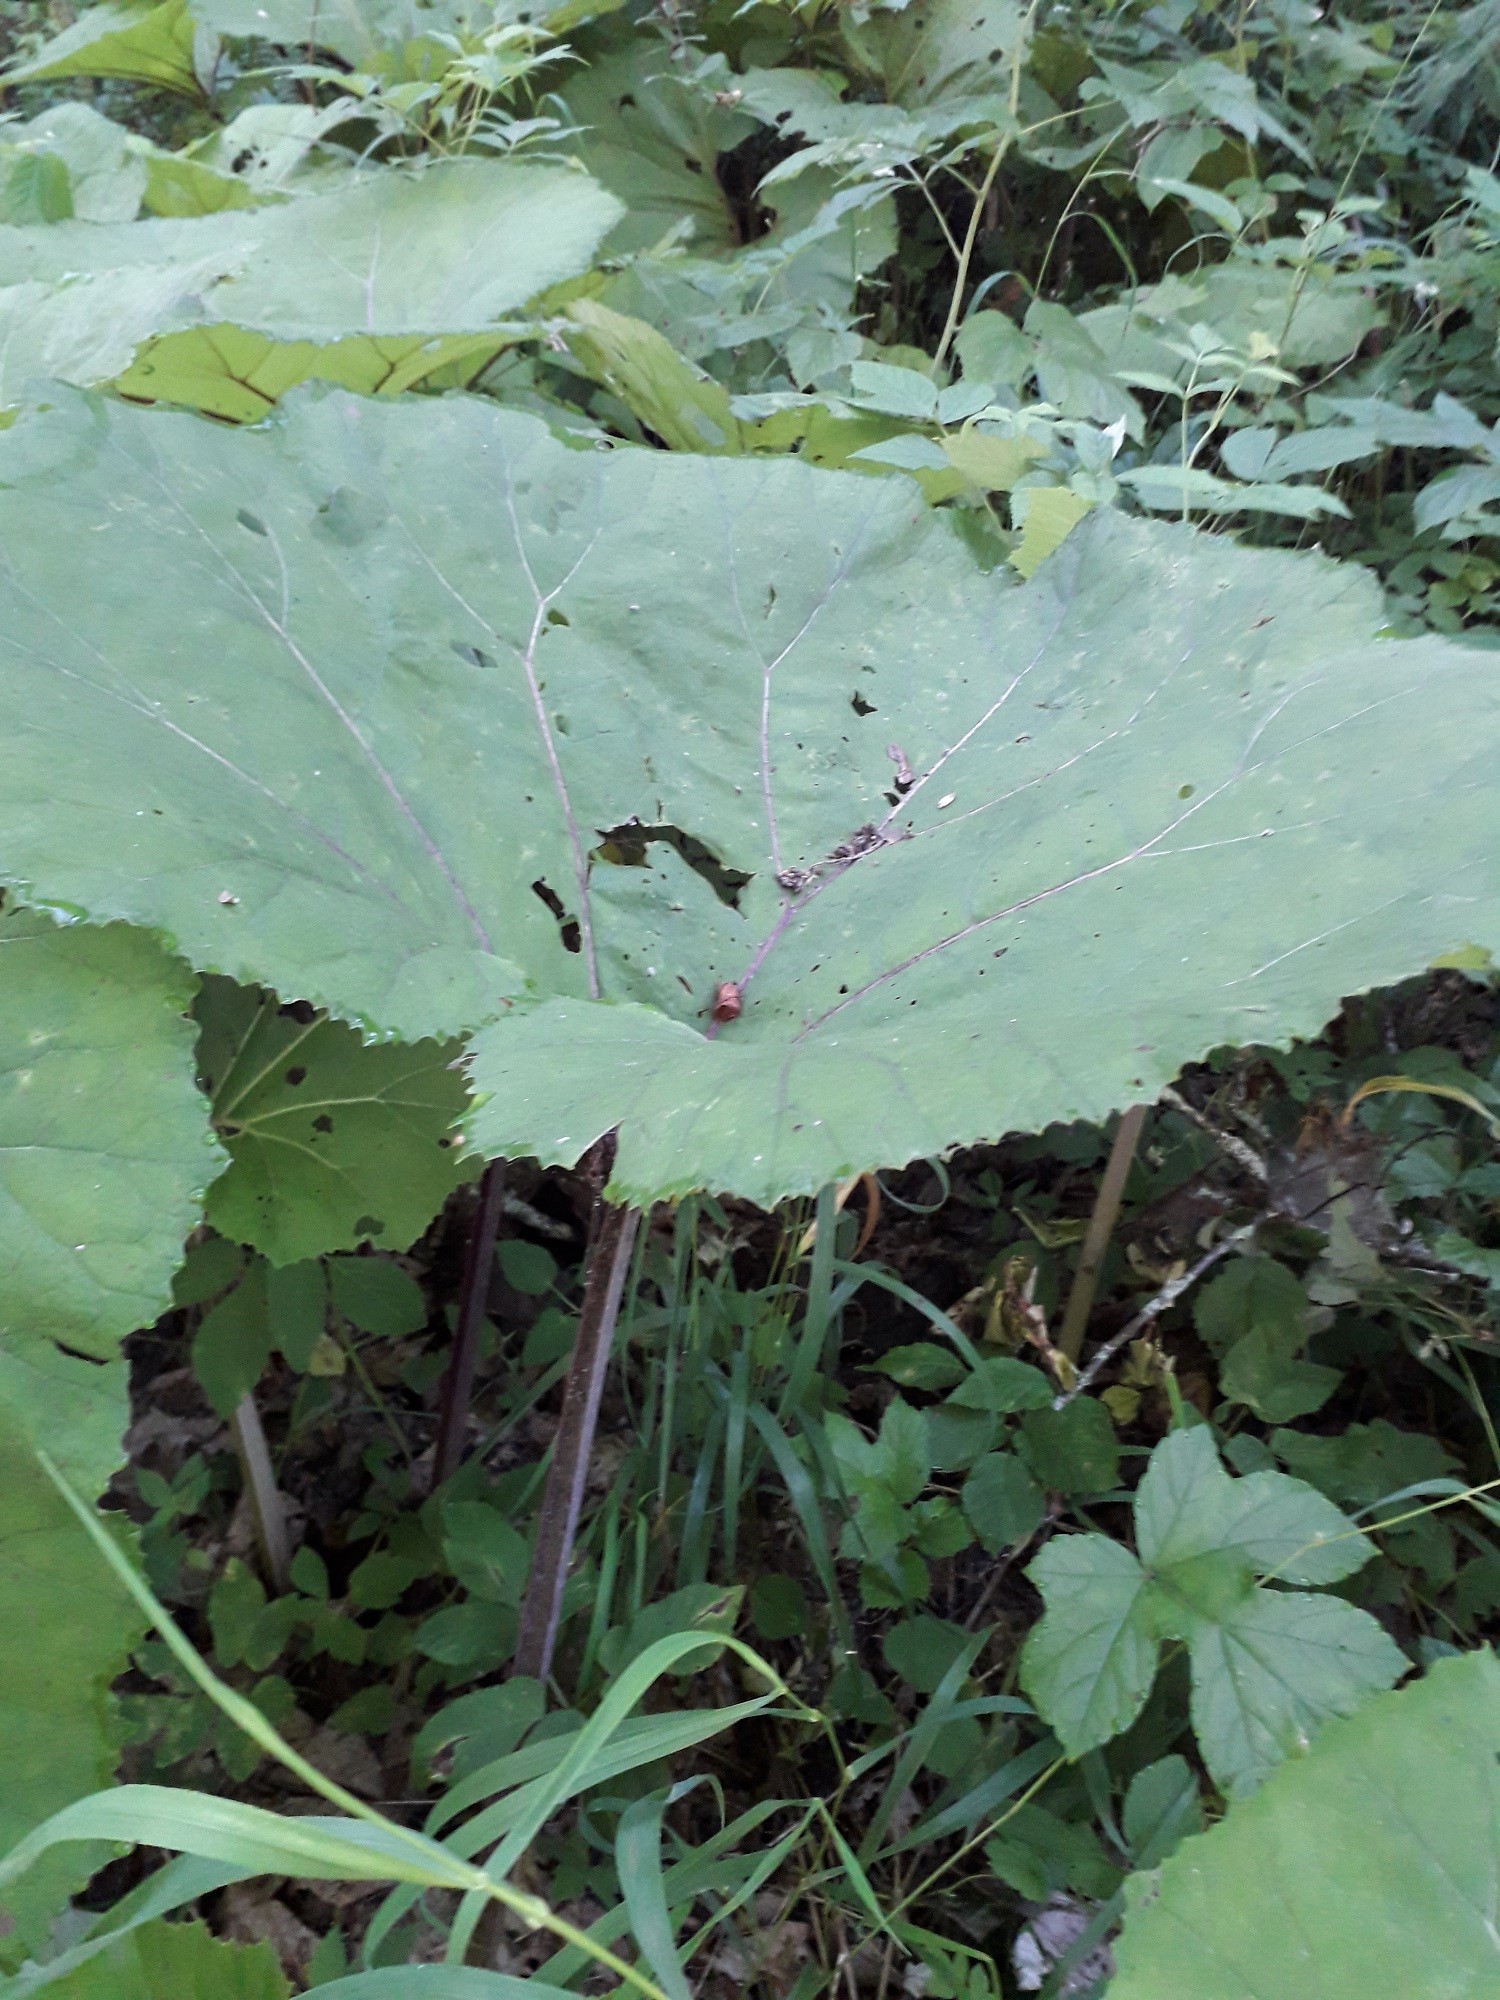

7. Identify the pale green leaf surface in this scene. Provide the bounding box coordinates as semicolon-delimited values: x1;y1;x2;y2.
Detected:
1110;1650;1500;2000
1018;1537;1158;1753
36;1919;288;2000
0;160;620;406
3;0;201;92
1186;1588;1405;1797
197;976;472;1263
0;393;1497;1197
0;912;210;1956
1135;1427;1372;1586
0;910;216;1482
0;1430;146;1959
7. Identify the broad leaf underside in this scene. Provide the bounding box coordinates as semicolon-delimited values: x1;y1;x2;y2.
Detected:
0;389;1495;1204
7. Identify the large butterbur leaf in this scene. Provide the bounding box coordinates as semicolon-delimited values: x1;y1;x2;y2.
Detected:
1109;1649;1500;1999
0;910;212;1957
0;160;621;410
0;391;1496;1201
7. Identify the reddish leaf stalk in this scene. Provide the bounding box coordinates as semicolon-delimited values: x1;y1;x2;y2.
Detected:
514;1140;639;1685
431;1160;507;1491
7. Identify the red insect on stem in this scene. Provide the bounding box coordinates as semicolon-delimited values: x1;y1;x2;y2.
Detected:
711;980;743;1024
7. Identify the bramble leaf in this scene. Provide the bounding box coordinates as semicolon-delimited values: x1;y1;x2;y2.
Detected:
1021;1428;1399;1788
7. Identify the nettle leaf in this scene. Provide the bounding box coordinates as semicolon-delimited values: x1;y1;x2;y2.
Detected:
0;393;1497;1202
1020;1429;1401;1793
198;976;474;1264
1110;1650;1500;2000
0;160;621;410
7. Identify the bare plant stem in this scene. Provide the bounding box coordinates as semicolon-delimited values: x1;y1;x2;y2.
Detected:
431;1160;507;1492
230;1393;290;1592
1058;1103;1148;1363
1059;1223;1256;1407
514;1138;640;1685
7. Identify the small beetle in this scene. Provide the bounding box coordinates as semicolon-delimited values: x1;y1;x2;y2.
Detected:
710;980;743;1024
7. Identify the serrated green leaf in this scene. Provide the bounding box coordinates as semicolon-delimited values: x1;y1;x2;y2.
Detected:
1018;1398;1120;1495
1023;1429;1396;1780
198;976;472;1263
1;394;1498;1202
945;1356;1053;1412
0;914;215;1431
4;0;202;93
1110;1651;1500;2000
37;1918;289;1999
1019;1537;1159;1753
1136;1427;1374;1587
0;1425;146;1961
1186;1587;1405;1797
1269;1419;1461;1510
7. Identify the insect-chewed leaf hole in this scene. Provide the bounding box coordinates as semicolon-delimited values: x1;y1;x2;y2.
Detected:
592;821;752;910
531;878;582;953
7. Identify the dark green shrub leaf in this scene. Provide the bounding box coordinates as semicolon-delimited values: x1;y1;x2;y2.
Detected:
961;1450;1045;1553
1018;1398;1120;1495
883;1614;973;1693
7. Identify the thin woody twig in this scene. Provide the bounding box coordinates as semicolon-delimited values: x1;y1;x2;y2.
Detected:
1058;1223;1256;1407
230;1393;290;1593
1058;1103;1148;1363
1160;1083;1268;1183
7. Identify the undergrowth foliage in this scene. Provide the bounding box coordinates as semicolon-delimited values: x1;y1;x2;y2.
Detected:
0;0;1498;1994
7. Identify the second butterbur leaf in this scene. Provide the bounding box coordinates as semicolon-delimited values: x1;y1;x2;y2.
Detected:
197;976;475;1265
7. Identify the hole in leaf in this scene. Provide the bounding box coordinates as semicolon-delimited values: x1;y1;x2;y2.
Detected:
236;508;268;536
285;1065;307;1086
592;822;752;910
546;607;570;628
451;640;497;671
531;878;582;953
313;1114;333;1134
851;692;877;717
353;1215;385;1237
